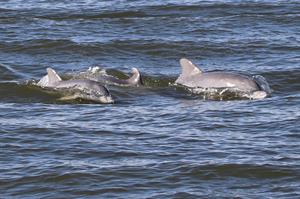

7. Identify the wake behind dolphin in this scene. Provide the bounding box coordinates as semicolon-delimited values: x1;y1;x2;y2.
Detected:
175;58;271;100
37;68;114;104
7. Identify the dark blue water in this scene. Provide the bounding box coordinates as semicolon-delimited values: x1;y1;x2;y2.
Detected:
1;0;300;198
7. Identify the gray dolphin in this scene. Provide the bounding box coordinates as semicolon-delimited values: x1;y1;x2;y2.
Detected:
37;68;114;103
86;67;142;87
175;58;268;99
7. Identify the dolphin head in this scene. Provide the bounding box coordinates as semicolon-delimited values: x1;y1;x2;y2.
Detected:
83;81;114;103
98;95;114;104
74;84;114;103
96;85;114;103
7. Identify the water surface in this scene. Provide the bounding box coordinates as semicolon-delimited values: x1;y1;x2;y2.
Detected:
0;0;300;198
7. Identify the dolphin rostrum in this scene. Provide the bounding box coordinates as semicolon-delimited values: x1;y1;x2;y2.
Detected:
37;68;114;103
175;58;269;99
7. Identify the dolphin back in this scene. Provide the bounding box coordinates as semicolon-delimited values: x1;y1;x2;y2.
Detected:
126;68;142;86
95;67;142;87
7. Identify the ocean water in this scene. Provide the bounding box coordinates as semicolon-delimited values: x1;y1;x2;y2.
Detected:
0;0;300;198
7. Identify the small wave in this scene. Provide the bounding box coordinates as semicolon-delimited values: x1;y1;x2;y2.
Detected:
0;8;15;12
36;10;147;21
0;39;127;57
166;163;299;180
0;81;60;103
261;69;300;94
3;36;296;60
0;39;77;52
0;63;25;80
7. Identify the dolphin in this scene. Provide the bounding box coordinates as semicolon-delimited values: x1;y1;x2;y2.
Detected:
175;58;269;99
86;67;143;87
37;68;114;103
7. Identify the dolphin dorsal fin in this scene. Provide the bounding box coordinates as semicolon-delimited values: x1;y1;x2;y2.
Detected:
46;68;62;85
179;58;202;78
126;67;142;86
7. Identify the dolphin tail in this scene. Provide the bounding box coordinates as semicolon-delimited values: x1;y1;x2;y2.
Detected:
46;68;62;86
126;67;142;86
175;58;202;84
